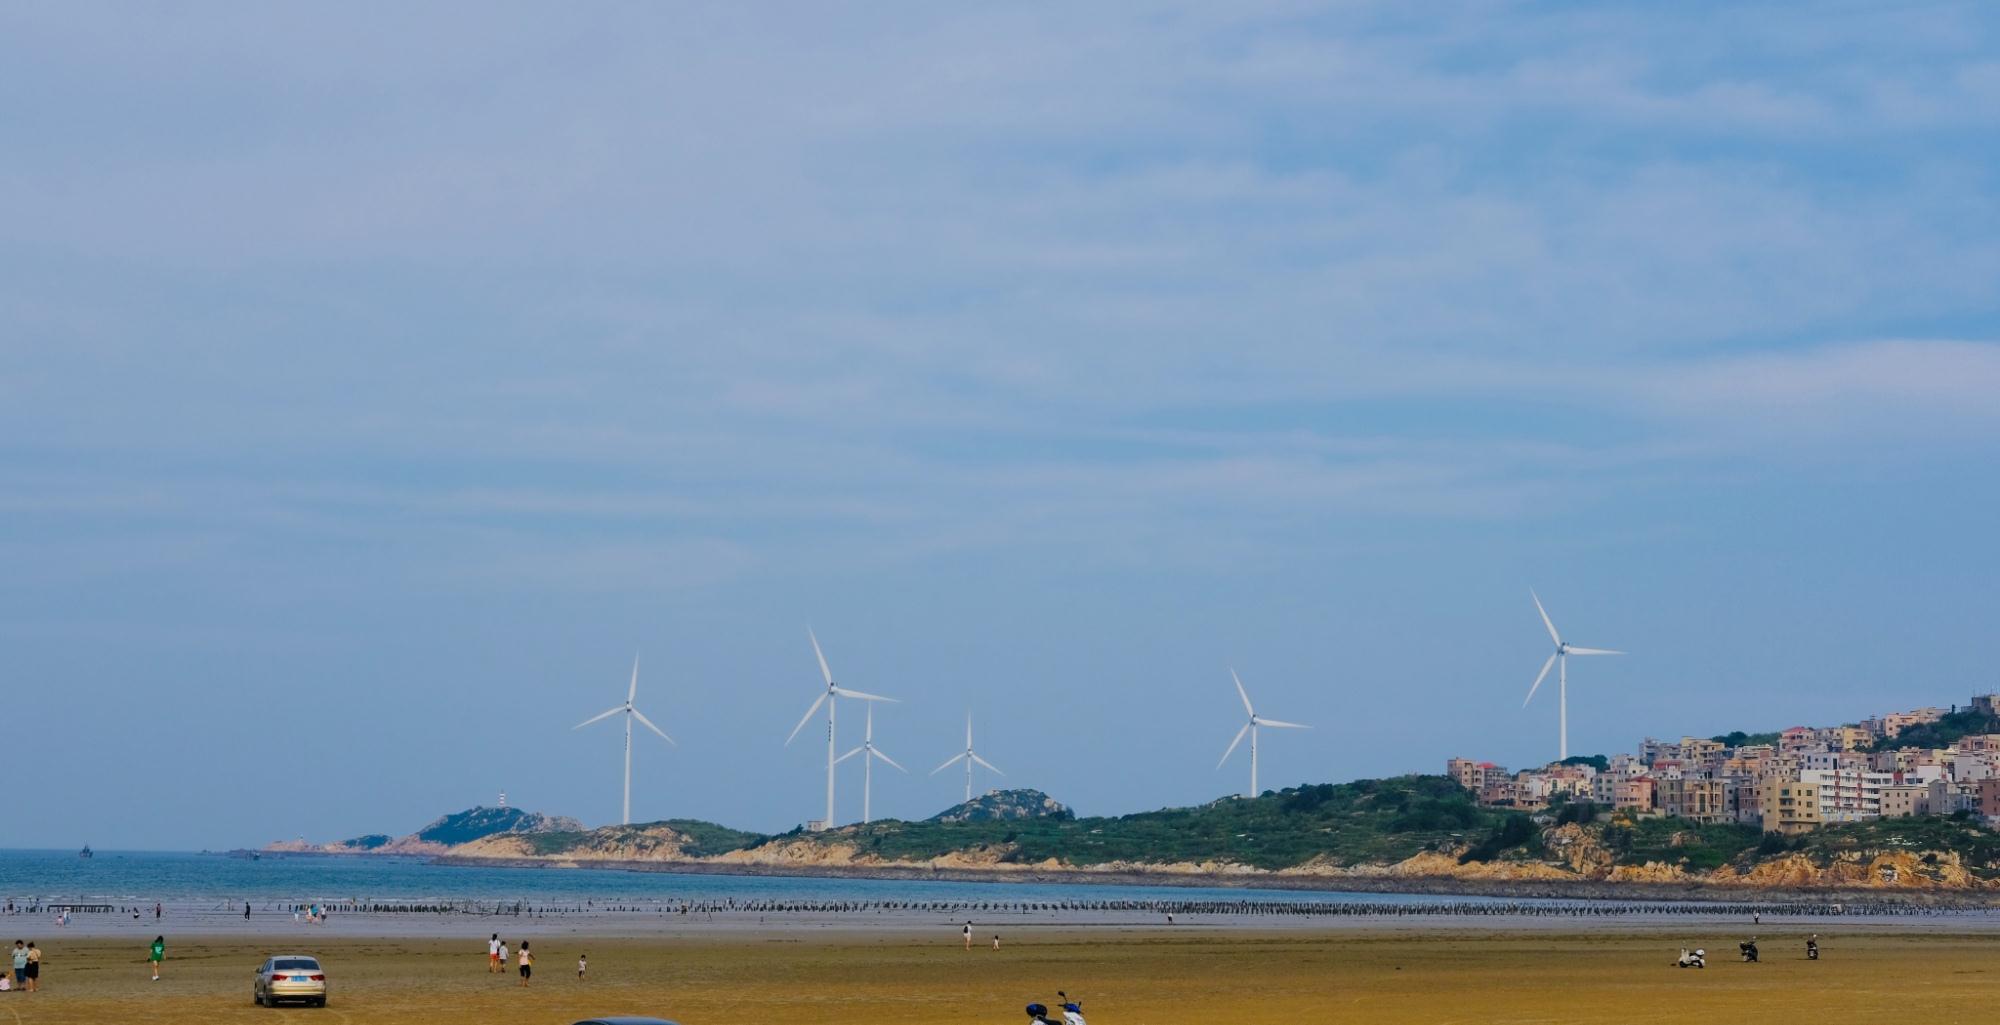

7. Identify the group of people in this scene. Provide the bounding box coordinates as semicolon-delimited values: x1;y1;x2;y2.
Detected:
1;940;42;992
487;933;586;986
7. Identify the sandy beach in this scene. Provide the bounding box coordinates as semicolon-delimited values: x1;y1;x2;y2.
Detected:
0;924;1996;1025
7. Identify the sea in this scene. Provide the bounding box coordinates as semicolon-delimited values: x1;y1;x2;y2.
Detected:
0;848;1533;909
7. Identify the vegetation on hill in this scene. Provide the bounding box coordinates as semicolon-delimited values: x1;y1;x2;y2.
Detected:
818;776;1512;871
1710;731;1782;748
339;834;393;850
412;806;584;846
509;819;767;858
1558;754;1609;771
928;789;1074;824
1868;709;2000;752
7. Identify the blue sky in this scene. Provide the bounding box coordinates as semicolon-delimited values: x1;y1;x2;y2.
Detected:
3;3;1998;849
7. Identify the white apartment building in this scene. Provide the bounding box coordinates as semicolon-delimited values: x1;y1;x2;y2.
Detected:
1800;768;1895;822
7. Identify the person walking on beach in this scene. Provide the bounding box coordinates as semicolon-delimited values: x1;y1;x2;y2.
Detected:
963;921;973;950
577;953;587;981
516;942;533;987
148;936;165;981
497;940;509;975
489;934;501;973
23;941;38;993
11;941;26;989
244;902;251;921
154;902;162;921
992;934;1001;950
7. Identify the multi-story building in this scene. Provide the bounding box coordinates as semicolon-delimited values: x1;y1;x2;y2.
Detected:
1760;778;1823;834
1801;769;1893;822
1826;726;1874;753
1779;727;1823;756
1979;778;2000;822
1615;777;1656;814
1657;776;1730;823
1881;707;1947;738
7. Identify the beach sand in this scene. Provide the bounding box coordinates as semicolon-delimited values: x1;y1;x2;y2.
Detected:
11;928;2000;1025
1;927;1996;1024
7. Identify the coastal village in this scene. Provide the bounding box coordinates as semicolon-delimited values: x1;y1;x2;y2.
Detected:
1450;693;2000;835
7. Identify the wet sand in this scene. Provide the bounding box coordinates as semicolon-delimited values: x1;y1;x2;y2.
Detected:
1;927;1996;1025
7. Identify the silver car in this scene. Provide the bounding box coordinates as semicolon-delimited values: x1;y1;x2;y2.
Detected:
253;955;328;1007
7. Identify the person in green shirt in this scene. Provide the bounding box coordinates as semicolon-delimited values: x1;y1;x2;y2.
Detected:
148;936;164;980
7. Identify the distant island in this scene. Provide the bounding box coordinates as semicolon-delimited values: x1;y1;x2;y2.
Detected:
260;779;2000;897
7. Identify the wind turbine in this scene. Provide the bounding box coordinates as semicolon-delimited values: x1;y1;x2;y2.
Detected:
1522;590;1624;762
931;713;1004;803
834;703;906;824
573;656;674;825
785;630;895;829
1217;669;1308;799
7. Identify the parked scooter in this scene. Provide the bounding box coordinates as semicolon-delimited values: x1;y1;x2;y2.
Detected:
1675;948;1707;968
1806;935;1819;961
1056;991;1086;1025
1739;939;1760;963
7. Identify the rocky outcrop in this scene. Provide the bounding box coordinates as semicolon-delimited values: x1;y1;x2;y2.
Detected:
929;789;1073;824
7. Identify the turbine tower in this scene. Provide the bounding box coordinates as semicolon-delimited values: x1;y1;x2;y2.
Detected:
785;630;895;829
573;656;674;825
834;703;907;823
1522;590;1624;762
1216;669;1308;799
931;712;1004;803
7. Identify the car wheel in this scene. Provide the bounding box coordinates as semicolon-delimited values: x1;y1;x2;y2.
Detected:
315;997;328;1008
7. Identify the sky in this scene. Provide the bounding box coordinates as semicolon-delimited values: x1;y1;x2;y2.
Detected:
2;2;1998;850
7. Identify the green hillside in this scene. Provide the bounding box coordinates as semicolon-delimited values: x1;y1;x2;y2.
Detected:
512;819;768;858
412;806;582;846
816;775;1510;871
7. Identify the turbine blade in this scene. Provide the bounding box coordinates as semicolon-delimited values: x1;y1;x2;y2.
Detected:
573;705;625;730
931;752;967;776
628;656;639;703
1524;653;1557;706
970;753;1004;776
833;687;897;702
809;628;834;686
1217;722;1250;768
834;746;864;765
1531;590;1561;645
1259;718;1310;729
1566;646;1624;656
965;712;973;749
1231;668;1254;716
872;748;908;773
786;693;828;746
631;707;675;745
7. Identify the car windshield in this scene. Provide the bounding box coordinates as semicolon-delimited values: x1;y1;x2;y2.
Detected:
273;959;320;971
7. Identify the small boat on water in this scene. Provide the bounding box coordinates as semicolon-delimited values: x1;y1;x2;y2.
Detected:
79;844;93;859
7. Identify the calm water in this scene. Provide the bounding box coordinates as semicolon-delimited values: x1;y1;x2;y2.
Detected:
1;849;1545;907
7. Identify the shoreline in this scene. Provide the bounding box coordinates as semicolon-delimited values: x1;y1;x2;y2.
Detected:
401;850;2000;906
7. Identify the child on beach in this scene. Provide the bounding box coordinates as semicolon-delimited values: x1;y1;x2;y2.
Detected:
148;936;165;980
517;942;533;986
577;953;587;981
497;940;508;974
489;934;501;973
24;942;38;993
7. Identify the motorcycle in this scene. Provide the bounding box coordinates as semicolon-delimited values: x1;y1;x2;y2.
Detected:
1675;948;1706;969
1806;937;1819;961
1739;940;1760;963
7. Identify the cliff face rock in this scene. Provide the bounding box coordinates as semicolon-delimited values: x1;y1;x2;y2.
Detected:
453;823;698;862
